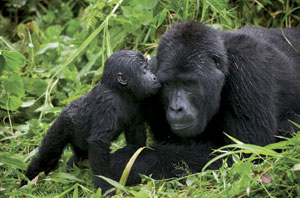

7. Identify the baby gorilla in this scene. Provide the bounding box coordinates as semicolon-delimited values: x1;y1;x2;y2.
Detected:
21;50;160;193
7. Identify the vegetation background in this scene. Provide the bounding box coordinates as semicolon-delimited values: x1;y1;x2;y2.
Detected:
0;0;300;197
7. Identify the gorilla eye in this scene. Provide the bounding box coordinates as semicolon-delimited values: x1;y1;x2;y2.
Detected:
142;65;149;74
212;55;221;69
183;81;191;86
183;80;196;87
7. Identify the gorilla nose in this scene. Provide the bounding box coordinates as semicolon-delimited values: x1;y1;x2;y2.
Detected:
151;74;157;81
170;105;184;113
169;105;186;120
167;104;192;128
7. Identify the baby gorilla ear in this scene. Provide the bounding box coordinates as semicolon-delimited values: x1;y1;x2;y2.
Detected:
117;72;128;86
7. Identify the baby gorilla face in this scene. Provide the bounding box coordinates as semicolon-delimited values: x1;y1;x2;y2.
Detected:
102;50;161;99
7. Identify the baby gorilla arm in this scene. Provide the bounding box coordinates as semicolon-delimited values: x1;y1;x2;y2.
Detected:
88;132;114;192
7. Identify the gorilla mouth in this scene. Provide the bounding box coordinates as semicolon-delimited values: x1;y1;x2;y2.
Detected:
170;121;196;131
152;82;161;89
148;82;161;94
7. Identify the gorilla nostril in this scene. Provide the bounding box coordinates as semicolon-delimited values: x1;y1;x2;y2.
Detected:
153;76;157;81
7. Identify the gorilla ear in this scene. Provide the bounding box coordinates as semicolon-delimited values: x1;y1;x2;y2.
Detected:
117;72;128;86
212;55;221;69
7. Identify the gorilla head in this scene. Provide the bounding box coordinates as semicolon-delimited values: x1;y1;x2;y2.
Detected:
101;50;160;99
156;22;228;137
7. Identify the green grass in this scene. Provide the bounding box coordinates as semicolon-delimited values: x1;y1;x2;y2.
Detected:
1;0;300;197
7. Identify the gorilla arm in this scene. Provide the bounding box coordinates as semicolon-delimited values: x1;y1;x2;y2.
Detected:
87;108;121;193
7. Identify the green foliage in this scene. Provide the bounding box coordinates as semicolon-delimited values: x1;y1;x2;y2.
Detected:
0;0;299;197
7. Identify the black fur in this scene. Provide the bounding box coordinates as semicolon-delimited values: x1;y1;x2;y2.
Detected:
21;50;160;193
111;22;300;184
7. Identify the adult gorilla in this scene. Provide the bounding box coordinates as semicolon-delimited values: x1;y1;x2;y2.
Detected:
110;21;300;185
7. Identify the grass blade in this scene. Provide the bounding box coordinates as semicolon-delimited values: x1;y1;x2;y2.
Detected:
119;146;149;185
0;153;27;170
98;175;127;192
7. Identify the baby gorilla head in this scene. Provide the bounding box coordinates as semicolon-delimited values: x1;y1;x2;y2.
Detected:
101;50;161;99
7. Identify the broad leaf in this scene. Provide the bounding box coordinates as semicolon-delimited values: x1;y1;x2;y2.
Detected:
1;50;26;71
3;74;25;97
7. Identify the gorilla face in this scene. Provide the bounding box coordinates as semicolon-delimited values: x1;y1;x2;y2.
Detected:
157;59;226;137
102;50;161;99
156;22;228;137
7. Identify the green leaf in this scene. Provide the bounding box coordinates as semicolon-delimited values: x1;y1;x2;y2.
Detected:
224;132;244;144
94;188;102;197
213;143;282;157
0;36;17;51
21;100;36;108
7;96;23;110
3;74;25;97
265;140;289;150
289;120;300;129
1;50;26;71
23;77;48;96
0;153;27;170
236;161;252;175
140;10;153;25
0;94;23;111
36;42;59;55
34;103;53;112
156;8;168;27
66;19;81;36
31;21;40;36
129;0;158;9
98;176;127;192
135;188;149;198
45;25;63;40
143;0;158;9
121;6;132;17
62;65;78;81
51;172;84;183
73;185;78;198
